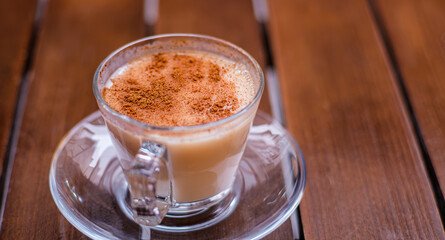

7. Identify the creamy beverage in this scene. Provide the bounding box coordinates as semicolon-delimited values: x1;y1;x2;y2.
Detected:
102;50;256;202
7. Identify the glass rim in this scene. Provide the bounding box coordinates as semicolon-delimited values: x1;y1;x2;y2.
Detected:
93;33;265;132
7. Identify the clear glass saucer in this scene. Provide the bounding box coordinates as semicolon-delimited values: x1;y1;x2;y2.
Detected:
49;111;306;240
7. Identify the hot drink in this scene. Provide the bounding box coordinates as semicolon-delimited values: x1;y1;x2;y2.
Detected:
93;34;263;225
102;51;256;202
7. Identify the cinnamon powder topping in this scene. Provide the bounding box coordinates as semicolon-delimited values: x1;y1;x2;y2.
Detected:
208;63;221;82
148;53;167;70
102;51;254;126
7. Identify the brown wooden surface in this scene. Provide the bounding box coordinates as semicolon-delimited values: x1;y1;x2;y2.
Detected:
373;0;445;199
2;0;445;239
0;0;37;175
268;0;445;239
0;0;144;238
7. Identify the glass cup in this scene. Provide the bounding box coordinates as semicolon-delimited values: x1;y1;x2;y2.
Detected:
93;34;264;226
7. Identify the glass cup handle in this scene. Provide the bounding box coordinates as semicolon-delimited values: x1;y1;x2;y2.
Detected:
127;141;171;226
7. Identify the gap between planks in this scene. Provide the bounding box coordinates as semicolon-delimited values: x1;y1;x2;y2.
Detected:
253;0;304;238
367;0;445;230
0;0;48;228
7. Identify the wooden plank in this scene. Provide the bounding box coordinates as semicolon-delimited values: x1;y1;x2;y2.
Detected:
156;0;272;114
268;0;445;239
373;0;445;203
0;0;37;176
0;0;144;238
155;1;290;239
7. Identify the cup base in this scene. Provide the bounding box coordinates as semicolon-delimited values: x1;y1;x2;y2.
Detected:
113;166;242;232
167;186;232;215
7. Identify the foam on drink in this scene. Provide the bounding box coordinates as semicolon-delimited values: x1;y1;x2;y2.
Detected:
102;51;255;127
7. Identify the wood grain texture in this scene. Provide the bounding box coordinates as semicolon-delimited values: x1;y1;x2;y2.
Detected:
268;0;445;239
373;0;445;200
155;0;290;239
0;0;37;175
0;0;144;238
156;0;272;114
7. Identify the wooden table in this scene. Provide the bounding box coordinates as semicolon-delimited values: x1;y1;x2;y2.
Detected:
1;0;445;239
